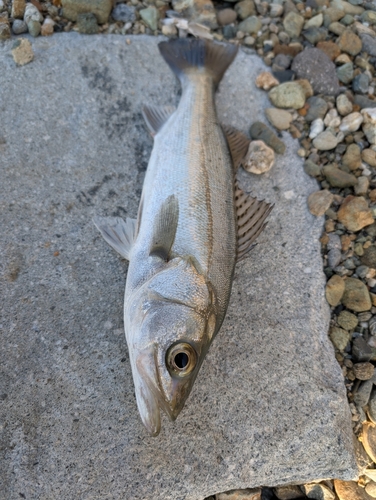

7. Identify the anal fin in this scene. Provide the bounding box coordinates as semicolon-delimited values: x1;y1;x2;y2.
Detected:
235;182;273;261
222;125;250;170
150;195;179;261
142;105;176;136
93;216;136;260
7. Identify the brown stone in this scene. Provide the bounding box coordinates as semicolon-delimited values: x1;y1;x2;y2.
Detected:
273;485;303;499
307;189;334;216
362;148;376;168
255;71;279;90
362;422;376;464
334;479;374;500
337;29;362;56
326;274;345;306
11;38;34;66
337;195;374;232
353;362;375;380
316;40;341;61
343;143;362;171
217;489;262;500
342;277;372;312
274;44;302;57
11;0;26;19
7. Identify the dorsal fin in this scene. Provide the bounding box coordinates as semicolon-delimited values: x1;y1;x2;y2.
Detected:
235;181;273;261
93;216;137;260
142;105;176;136
222;125;250;170
150;195;179;261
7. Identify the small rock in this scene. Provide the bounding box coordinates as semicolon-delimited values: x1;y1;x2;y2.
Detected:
237;15;262;35
362;10;376;24
302;483;336;500
361;34;376;57
309;118;324;139
324;108;341;128
11;0;25;19
342;277;372;312
308;190;333;216
0;20;10;40
337;29;362;56
12;19;27;34
112;4;136;23
162;24;178;36
265;108;292;131
26;19;41;37
353;378;374;406
234;0;256;20
337;195;374;232
323;164;357;188
362;149;376;167
365;471;376;483
303;27;327;45
217;489;262;500
61;0;112;24
369;392;376;425
340;112;364;133
326;274;345;306
24;3;43;23
316;41;341;61
140;6;159;31
11;38;33;66
323;7;345;26
268;81;306;109
355;95;376;110
304;13;323;29
255;72;279;90
291;48;340;96
243;140;275;174
337;310;358;330
364;123;376;146
76;13;99;34
283;12;304;38
355;176;369;197
343;144;361;170
272;54;292;72
249;122;286;154
337;63;354;85
296;79;313;99
361;246;376;268
41;17;54;36
329;21;346;36
217;8;237;26
353;362;375;380
332;0;364;15
362;422;376;463
365;481;376;499
304;159;321;177
274;485;303;500
312;131;338;151
334;480;372;500
270;3;284;18
305;96;328;122
329;326;350;350
353;74;370;95
336;94;353;116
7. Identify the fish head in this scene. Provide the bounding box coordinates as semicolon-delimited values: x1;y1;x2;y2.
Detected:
125;257;217;436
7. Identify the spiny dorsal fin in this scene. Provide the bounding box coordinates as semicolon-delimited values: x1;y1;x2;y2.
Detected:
222;125;251;170
93;216;137;260
142;105;176;136
235;182;273;261
150;195;179;261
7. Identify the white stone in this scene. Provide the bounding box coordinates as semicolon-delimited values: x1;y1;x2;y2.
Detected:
324;108;341;128
304;13;323;29
309;118;324;139
24;3;43;23
339;112;364;133
313;130;338;150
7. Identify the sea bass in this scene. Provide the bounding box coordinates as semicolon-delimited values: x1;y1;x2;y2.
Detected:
94;39;272;436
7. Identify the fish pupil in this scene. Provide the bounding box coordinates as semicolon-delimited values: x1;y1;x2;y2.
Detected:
174;352;189;370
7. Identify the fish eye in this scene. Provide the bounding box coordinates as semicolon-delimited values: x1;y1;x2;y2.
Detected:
166;343;197;377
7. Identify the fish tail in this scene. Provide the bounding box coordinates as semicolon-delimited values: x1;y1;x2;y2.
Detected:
158;38;238;88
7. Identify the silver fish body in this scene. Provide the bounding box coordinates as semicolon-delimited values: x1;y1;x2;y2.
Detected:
94;39;272;435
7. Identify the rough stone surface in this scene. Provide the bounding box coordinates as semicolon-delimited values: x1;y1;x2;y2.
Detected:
217;489;262;500
243;140;275;174
265;108;292;131
11;37;34;66
326;274;345;306
334;480;373;500
308;189;334;216
337;195;374;232
313;130;338;151
342;278;372;312
0;34;357;500
291;48;340;96
249;121;286;154
302;483;336;500
61;0;112;24
268;81;306;109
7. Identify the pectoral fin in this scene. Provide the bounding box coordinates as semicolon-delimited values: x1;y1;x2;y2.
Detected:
235;182;273;261
150;195;179;261
93;216;137;260
222;125;250;170
142;105;176;136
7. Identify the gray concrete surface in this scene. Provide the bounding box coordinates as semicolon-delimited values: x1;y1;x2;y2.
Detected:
0;34;357;500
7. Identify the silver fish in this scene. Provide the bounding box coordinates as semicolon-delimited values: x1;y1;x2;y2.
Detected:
94;39;272;436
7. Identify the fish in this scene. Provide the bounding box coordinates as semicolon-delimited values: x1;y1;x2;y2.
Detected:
94;38;273;436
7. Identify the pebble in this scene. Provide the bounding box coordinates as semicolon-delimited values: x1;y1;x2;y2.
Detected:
337;195;374;232
354;362;375;380
268;81;306;109
362;149;376;168
323;165;357;188
361;34;376;58
272;54;292;72
303;27;327;45
304;159;321;177
11;37;33;66
336;94;353;116
369;392;376;425
61;0;112;24
337;29;363;56
334;480;374;500
313;131;338;151
11;0;25;19
255;72;279;90
27;19;41;37
361;246;376;268
140;6;159;31
237;15;261;35
304;13;323;30
316;41;341;61
305;96;328;122
362;422;376;463
353;74;370;95
111;4;136;23
342;277;372;312
301;483;336;500
243;140;275;174
343;144;361;170
292;48;340;96
235;0;256;20
273;485;303;499
24;3;43;23
353;379;374;406
337;62;354;85
217;8;237;26
11;19;27;35
283;12;304;38
265;108;292;131
309;118;324;139
340;112;364;133
355;177;370;197
329;21;346;36
249;122;285;154
326;274;345;306
355;95;376;110
307;190;334;217
269;3;284;18
338;310;358;330
217;489;262;500
41;17;55;36
324;109;341;128
365;481;376;499
329;326;350;350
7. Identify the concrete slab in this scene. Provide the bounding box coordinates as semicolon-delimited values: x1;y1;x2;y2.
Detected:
0;34;357;500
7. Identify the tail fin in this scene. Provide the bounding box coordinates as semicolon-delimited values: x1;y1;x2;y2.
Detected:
158;38;238;88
